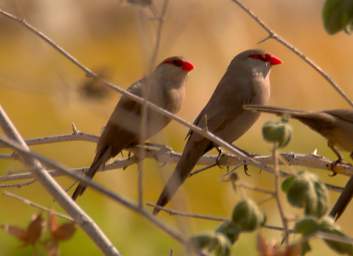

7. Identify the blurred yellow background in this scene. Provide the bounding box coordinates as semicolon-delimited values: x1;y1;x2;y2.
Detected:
0;0;352;255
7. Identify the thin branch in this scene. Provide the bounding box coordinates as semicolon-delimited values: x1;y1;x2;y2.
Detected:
272;146;289;244
230;0;353;108
0;136;187;244
146;203;289;232
0;106;120;256
2;191;73;221
0;7;273;177
149;0;170;68
1;131;352;179
0;179;35;188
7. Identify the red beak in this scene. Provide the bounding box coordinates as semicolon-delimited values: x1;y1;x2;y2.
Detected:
265;54;282;65
181;61;194;72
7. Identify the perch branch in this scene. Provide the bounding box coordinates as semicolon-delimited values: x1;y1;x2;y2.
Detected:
230;0;353;107
0;106;121;256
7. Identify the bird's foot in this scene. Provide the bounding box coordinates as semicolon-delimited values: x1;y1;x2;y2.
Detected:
215;147;226;169
328;159;342;176
243;160;250;176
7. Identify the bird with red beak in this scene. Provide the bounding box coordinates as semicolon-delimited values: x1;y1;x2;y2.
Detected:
72;56;194;200
153;49;282;214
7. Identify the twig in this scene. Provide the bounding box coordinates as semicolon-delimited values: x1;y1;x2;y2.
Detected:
146;203;290;232
0;7;273;177
0;136;187;244
1;131;352;179
0;179;35;188
230;0;353;107
149;0;170;68
236;183;275;195
0;106;120;256
272;146;289;244
2;191;73;221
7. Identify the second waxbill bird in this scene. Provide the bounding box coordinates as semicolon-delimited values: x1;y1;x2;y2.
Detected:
153;49;282;214
72;56;194;200
243;104;353;220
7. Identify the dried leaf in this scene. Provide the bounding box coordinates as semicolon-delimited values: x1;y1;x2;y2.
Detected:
52;222;76;241
48;212;58;235
0;224;27;242
45;240;59;256
0;214;43;246
257;234;275;256
25;214;43;244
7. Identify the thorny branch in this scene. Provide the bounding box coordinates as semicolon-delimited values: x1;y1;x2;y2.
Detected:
0;107;121;256
230;0;353;108
0;8;273;175
0;136;187;244
0;131;351;189
1;1;353;252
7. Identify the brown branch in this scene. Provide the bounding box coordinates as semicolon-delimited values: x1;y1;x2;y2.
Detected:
1;131;352;179
230;0;353;108
0;106;121;256
0;7;273;177
2;191;72;221
0;136;187;244
146;203;289;232
272;147;289;244
0;179;35;188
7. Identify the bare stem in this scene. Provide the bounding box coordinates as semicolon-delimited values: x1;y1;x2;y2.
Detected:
2;191;73;221
0;136;187;244
272;145;289;244
230;0;353;107
0;106;120;256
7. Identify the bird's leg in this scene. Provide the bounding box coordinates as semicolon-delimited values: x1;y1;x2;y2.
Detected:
328;142;343;176
232;145;257;176
215;146;226;169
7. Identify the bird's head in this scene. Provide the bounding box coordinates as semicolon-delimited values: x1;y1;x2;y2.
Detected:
231;49;282;77
153;56;194;86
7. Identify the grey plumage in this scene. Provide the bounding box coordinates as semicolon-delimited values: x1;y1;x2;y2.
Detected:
153;49;282;214
72;56;193;200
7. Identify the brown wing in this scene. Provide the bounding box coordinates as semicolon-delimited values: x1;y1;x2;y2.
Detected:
96;81;143;157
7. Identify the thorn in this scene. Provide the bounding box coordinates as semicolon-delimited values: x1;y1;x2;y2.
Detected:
71;122;79;134
312;148;318;155
257;33;273;44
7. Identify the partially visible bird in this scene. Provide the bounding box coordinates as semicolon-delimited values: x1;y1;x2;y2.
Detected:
153;49;282;214
243;104;353;220
72;56;194;200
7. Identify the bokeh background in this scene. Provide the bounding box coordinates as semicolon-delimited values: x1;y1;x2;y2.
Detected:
0;0;352;255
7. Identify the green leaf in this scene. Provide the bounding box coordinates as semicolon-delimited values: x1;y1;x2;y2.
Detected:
323;0;353;34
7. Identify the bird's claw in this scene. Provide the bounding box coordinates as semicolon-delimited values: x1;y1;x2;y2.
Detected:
215;147;226;169
243;161;250;176
328;159;342;176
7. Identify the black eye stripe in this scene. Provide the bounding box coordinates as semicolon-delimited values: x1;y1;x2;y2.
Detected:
172;60;183;66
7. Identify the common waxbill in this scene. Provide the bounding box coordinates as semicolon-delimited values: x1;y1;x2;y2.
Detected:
153;49;282;214
72;56;194;200
244;104;353;220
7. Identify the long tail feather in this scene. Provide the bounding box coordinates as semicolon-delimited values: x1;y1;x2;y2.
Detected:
72;147;110;200
330;176;353;220
153;140;210;215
